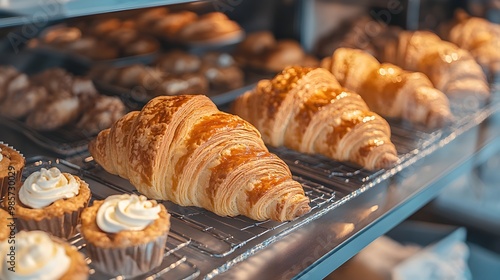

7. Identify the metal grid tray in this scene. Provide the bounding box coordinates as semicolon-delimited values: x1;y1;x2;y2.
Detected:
21;158;200;280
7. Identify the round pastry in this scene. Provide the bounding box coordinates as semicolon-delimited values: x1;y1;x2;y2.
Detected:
9;167;91;239
236;31;277;56
0;209;13;242
153;11;197;39
263;40;305;72
0;143;24;200
80;194;170;277
90;18;122;37
123;37;159;56
42;27;82;46
137;7;169;29
155;50;201;74
0;230;89;280
177;14;242;42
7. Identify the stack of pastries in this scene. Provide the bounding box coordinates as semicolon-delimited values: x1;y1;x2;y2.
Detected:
31;17;160;60
89;50;244;100
0;67;126;134
137;8;243;44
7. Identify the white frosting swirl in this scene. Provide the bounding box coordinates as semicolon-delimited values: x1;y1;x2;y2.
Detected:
0;231;71;280
96;194;161;233
19;167;80;209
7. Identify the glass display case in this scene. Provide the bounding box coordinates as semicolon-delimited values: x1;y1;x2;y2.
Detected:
1;0;499;279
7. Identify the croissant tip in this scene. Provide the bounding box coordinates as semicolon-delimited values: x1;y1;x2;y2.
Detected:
375;153;399;170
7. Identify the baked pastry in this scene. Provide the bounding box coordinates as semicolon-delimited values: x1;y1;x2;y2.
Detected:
25;96;81;131
232;66;398;170
0;143;25;199
201;52;244;90
155;50;201;74
137;7;169;30
443;10;500;81
89;95;311;221
76;95;127;135
153;73;209;96
380;31;490;104
80;194;170;277
235;31;316;72
177;12;242;42
153;11;198;39
321;48;453;128
9;167;91;239
0;209;13;241
0;230;89;280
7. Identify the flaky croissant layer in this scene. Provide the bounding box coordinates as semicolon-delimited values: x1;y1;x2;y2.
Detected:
89;95;311;222
233;66;398;170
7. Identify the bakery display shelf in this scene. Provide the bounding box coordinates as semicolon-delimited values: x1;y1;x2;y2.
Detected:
82;163;337;258
0;0;202;28
21;157;201;280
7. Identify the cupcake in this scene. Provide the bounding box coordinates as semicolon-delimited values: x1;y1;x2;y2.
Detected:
0;209;14;242
0;230;89;279
0;142;25;199
80;194;171;277
10;167;91;239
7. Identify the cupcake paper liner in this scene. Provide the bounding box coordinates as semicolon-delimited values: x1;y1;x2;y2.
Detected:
15;200;89;239
0;142;25;200
86;232;169;277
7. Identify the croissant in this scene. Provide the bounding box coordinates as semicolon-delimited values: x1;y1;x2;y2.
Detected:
443;10;500;81
232;66;398;170
89;95;310;221
379;31;490;104
321;48;453;129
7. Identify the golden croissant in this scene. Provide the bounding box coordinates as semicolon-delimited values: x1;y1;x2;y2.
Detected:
232;66;398;171
379;30;490;103
89;95;311;221
321;48;453;129
443;10;500;81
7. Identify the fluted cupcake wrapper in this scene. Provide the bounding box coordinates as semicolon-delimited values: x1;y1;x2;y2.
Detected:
86;232;168;278
0;142;24;200
15;201;89;240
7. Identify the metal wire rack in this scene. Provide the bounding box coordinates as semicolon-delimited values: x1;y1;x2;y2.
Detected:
21;158;200;280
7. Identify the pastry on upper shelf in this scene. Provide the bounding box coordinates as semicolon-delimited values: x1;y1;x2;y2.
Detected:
200;52;244;90
136;7;170;30
155;50;202;74
76;95;127;136
89;95;311;221
152;11;198;39
441;10;500;82
235;31;319;72
177;12;243;43
232;66;398;170
0;67;48;119
321;48;453;129
0;67;126;133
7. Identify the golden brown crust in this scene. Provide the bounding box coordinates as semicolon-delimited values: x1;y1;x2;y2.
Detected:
89;95;311;221
232;67;398;170
80;200;170;248
12;175;91;221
